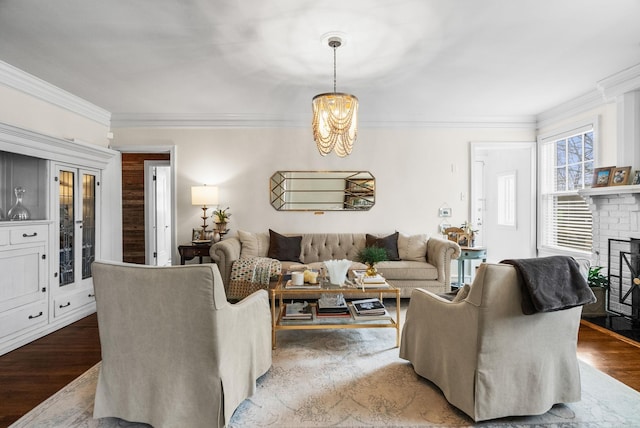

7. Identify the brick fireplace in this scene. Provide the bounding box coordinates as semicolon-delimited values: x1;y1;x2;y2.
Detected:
580;186;640;321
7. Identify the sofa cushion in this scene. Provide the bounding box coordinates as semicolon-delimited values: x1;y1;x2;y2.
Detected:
268;229;302;262
300;234;366;263
238;230;269;258
376;260;438;281
366;232;400;261
397;233;428;262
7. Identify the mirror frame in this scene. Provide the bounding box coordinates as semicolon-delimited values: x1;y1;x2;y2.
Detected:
270;170;375;211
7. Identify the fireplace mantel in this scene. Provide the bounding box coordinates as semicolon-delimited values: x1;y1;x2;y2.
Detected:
579;184;640;198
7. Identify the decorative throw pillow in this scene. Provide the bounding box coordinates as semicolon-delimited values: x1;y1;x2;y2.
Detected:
365;232;400;261
397;233;428;262
238;230;270;258
452;283;471;303
268;229;302;262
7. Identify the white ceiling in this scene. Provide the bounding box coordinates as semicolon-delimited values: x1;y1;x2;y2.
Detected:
1;0;640;127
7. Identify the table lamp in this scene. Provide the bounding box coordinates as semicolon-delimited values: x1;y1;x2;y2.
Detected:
191;185;219;240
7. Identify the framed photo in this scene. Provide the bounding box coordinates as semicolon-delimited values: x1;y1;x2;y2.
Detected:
592;167;614;187
192;228;213;242
632;170;640;186
439;207;452;217
609;166;631;186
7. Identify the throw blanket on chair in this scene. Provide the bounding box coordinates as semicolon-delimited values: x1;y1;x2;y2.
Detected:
501;256;596;314
228;257;282;300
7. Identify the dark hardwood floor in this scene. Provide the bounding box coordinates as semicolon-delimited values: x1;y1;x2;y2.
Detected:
0;314;101;428
0;314;639;427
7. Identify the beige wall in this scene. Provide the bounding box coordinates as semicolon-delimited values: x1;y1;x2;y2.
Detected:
0;85;110;146
112;126;536;245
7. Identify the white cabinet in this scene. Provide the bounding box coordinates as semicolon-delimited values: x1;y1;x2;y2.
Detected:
0;222;49;341
0;122;119;356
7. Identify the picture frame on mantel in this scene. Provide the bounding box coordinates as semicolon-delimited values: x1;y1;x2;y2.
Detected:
592;166;614;187
609;166;631;186
632;170;640;186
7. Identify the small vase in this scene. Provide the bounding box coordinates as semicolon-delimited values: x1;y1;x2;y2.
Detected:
8;187;31;221
365;263;378;277
216;222;227;233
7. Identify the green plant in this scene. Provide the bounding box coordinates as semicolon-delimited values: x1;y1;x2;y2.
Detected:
213;207;231;223
588;266;608;288
356;246;388;265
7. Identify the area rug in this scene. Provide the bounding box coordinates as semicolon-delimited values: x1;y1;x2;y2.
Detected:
11;328;640;428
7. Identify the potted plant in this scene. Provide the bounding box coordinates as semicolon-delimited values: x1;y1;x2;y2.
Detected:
213;207;231;232
583;266;608;317
356;246;388;277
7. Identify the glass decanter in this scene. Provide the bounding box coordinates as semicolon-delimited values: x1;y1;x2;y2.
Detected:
8;186;31;220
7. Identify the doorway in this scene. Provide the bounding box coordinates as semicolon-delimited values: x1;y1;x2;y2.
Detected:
470;142;536;263
119;152;173;264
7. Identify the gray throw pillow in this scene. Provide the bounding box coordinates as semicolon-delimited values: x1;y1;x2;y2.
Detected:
268;229;302;262
452;283;471;303
365;232;400;261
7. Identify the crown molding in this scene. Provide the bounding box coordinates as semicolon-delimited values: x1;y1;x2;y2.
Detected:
536;90;606;130
110;112;536;130
537;63;640;130
597;63;640;102
0;61;111;127
0;122;117;169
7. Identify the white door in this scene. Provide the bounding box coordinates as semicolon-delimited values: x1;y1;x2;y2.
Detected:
155;166;172;266
144;161;172;266
470;142;536;263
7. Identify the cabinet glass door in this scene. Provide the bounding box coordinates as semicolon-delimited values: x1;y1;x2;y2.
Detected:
56;166;99;289
59;170;75;286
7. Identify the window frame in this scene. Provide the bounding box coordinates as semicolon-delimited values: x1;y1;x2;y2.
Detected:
537;117;599;257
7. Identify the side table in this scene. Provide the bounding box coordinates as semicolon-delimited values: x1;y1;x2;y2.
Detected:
178;242;212;265
456;246;487;287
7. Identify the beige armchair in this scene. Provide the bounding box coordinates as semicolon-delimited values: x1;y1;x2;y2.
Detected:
399;263;582;422
92;261;272;428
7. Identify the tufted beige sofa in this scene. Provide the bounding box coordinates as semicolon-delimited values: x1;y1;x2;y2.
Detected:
210;232;460;298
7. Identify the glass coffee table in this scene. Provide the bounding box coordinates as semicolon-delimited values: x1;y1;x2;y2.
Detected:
270;275;401;349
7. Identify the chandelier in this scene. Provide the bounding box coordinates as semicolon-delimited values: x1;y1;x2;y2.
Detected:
312;36;358;157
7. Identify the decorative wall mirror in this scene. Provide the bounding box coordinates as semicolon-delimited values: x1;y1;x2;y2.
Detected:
270;171;375;211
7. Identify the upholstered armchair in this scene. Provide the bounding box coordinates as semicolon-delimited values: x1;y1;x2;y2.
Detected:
92;261;272;428
399;263;583;422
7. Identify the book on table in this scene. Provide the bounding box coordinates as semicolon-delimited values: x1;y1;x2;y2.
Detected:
283;301;313;320
314;306;353;318
347;303;392;321
351;298;386;315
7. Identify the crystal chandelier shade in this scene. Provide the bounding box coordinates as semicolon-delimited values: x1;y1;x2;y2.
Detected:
312;92;358;157
312;37;358;157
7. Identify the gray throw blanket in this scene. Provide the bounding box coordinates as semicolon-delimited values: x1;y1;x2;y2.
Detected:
501;256;596;315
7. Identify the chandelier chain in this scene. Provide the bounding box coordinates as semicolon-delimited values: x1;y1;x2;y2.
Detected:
333;44;337;93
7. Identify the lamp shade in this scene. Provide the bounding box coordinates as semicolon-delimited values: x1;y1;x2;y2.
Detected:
191;185;219;206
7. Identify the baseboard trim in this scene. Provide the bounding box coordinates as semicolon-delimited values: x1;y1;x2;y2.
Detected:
580;319;640;350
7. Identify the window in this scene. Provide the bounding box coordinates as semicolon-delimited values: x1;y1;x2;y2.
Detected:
539;124;594;253
497;172;516;227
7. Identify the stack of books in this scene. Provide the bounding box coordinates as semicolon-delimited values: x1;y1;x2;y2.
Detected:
353;271;389;288
282;301;313;320
317;294;349;316
351;298;386;316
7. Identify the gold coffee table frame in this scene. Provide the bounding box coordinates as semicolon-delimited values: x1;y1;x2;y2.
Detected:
271;276;401;349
